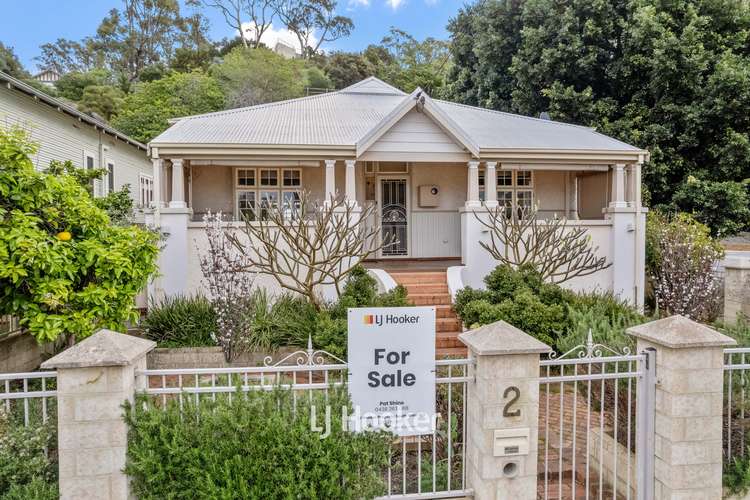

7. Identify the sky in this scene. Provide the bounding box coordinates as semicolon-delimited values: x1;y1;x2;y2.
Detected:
0;0;462;72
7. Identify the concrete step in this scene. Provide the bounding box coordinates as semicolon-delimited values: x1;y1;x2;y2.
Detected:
409;294;452;306
435;305;456;319
436;346;468;358
405;283;449;295
436;331;464;348
436;317;462;332
390;271;446;284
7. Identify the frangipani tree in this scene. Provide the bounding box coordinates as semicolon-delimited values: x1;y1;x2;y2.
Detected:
228;190;392;309
0;126;159;343
475;204;610;285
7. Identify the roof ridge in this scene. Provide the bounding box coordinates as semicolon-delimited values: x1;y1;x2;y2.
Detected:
434;99;640;150
339;76;406;96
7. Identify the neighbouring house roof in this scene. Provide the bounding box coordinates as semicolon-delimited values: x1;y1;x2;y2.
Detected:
150;77;644;159
0;71;147;151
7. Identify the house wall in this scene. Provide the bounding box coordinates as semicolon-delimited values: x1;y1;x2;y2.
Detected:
366;109;467;157
579;171;610;219
0;85;152;215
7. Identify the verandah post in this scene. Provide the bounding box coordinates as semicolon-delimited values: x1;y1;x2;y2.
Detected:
41;330;156;500
460;320;551;499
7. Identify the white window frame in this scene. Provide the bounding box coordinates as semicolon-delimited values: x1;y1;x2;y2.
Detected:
234;167;305;221
105;158;115;195
138;174;154;208
495;170;534;214
236;189;257;221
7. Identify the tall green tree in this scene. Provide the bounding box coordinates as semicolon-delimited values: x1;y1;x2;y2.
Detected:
0;42;30;79
211;46;304;107
112;71;225;143
446;0;750;236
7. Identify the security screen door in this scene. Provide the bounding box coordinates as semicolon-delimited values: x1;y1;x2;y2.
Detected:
380;178;408;256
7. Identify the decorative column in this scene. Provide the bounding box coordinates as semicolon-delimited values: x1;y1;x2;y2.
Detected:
466;160;481;208
41;330;156;500
628;316;735;500
344;159;358;207
568;172;579;220
460;321;551;499
610;164;627;208
324;159;336;204
485;161;498;208
158;158;191;297
169;159;186;209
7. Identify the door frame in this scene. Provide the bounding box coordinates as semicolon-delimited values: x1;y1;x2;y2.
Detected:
376;174;411;259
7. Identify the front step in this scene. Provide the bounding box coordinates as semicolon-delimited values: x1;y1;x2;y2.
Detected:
404;283;449;295
389;271;447;284
435;305;455;318
409;294;452;306
436;331;465;348
436;346;468;358
437;317;461;332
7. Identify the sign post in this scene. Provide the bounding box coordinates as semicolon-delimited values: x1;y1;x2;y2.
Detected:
347;306;436;436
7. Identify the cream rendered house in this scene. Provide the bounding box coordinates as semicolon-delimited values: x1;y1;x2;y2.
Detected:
148;77;648;308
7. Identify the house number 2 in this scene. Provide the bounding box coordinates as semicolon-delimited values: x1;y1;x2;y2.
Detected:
503;386;521;417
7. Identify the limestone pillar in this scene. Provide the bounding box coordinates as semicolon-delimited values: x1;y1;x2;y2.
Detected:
724;257;750;325
628;316;736;500
41;330;156;500
466;161;481;209
169;159;186;209
610;164;627;209
460;320;551;499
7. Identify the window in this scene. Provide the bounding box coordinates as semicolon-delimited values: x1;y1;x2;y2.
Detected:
106;160;115;194
497;170;534;216
237;168;255;186
139;175;154;208
478;169;486;201
236;168;303;221
83;151;96;170
237;190;256;221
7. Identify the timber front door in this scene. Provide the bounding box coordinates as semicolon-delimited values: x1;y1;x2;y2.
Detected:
381;178;408;256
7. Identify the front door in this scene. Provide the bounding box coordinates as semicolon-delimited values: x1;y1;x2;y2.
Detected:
380;178;408;256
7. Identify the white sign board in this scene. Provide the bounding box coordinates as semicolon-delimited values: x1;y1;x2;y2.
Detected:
347;306;436;436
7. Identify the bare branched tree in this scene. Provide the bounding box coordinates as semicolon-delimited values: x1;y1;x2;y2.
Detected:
273;0;353;57
203;0;275;48
475;204;610;284
227;190;391;309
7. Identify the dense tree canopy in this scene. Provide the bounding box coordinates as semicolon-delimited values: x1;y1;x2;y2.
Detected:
446;0;750;236
112;71;225;143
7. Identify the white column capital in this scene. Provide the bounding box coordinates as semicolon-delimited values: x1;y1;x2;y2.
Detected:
485;161;497;169
468;160;480;170
344;159;356;168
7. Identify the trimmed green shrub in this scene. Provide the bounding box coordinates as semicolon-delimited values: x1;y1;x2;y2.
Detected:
141;295;217;347
125;387;391;499
0;415;57;497
455;264;644;351
1;478;58;500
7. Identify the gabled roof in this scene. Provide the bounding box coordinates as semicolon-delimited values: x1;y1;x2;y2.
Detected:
150;77;643;157
0;71;146;151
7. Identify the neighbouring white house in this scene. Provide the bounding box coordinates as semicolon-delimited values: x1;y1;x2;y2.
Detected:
148;77;648;308
0;72;154;218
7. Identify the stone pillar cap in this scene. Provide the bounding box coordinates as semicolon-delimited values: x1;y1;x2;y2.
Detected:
459;320;552;356
41;329;156;369
627;315;736;349
725;256;750;269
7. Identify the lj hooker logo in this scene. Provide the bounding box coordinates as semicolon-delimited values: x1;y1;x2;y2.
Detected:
363;313;420;327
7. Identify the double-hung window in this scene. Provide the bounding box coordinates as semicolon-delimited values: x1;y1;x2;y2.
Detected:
497;170;533;216
235;167;302;221
139;175;154;208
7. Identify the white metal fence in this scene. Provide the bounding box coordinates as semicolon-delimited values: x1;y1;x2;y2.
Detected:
0;371;57;426
724;347;750;464
538;335;655;500
135;347;471;500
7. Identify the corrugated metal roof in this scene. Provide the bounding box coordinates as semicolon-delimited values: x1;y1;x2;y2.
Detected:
151;77;640;152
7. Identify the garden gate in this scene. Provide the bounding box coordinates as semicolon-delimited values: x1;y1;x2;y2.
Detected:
537;332;656;500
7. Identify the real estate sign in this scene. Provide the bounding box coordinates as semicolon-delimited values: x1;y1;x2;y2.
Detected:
347;306;436;436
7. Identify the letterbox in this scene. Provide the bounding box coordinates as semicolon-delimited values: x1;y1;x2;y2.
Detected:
493;428;530;457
